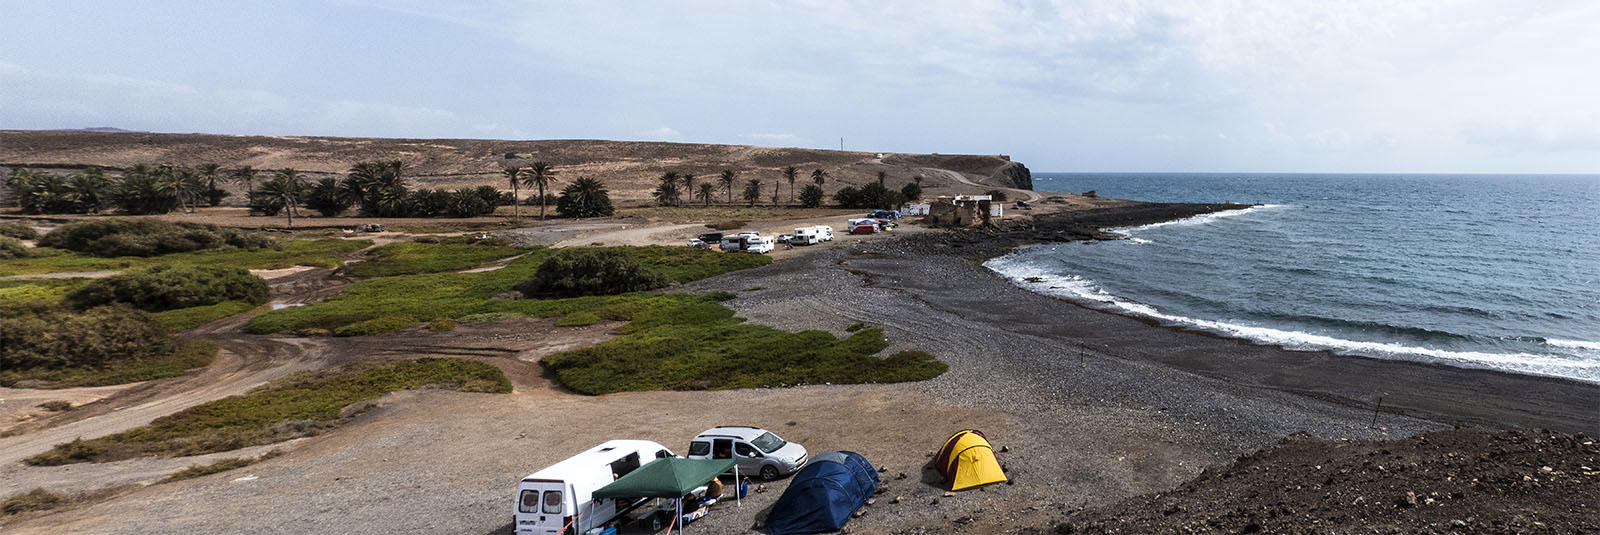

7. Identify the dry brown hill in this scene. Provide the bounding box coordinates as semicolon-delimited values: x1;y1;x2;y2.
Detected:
0;130;1031;202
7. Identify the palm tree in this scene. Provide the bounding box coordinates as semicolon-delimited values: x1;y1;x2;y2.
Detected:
259;169;306;227
522;162;557;219
783;166;798;203
877;171;888;187
67;167;110;213
719;170;737;205
196;163;223;206
913;174;924;187
696;182;715;207
557;176;612;218
771;179;781;207
811;168;828;187
654;171;681;206
503;166;524;220
681;173;696;203
742;179;762;207
230;166;257;206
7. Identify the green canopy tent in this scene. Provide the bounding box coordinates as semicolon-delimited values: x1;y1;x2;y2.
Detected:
592;457;739;534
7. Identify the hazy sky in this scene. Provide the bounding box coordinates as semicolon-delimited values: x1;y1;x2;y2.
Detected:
3;1;1597;172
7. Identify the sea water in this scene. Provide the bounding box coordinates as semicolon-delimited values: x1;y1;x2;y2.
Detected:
985;173;1600;383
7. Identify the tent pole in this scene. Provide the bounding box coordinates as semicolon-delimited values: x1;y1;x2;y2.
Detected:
677;500;683;535
735;465;741;506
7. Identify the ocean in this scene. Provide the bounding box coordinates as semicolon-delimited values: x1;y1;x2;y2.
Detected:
985;173;1600;384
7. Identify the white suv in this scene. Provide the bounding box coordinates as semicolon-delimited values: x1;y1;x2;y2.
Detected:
687;426;809;480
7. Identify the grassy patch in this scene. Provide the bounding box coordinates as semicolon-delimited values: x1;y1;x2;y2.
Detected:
153;301;256;331
246;246;769;334
0;339;218;389
0;278;87;305
38;400;74;412
333;315;417;336
427;317;458;331
1;488;63;516
540;293;948;394
617;206;777;223
158;450;283;483
342;241;530;278
555;311;600;327
25;358;510;465
0;239;371;277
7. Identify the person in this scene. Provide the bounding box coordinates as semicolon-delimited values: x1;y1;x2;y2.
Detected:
706;478;724;499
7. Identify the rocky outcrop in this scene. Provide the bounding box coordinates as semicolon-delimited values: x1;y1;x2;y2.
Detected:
989;161;1032;190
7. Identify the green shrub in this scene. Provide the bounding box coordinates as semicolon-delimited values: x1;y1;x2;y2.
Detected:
0;279;87;305
0;221;39;240
38;219;274;257
515;250;668;298
296;328;331;337
64;266;269;312
0;238;368;278
0;303;177;372
153;301;256;331
1;338;216;389
459;312;522;323
25;358;510;464
555;311;600;327
983;189;1009;202
846;322;866;332
428;317;457;331
333;316;417;336
0;236;27;259
2;488;63;516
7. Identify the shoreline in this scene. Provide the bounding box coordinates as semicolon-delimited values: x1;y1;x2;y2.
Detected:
906;201;1598;433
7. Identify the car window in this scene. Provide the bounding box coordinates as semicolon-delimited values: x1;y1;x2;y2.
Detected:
543;490;563;514
713;439;733;459
688;441;710;456
519;490;539;513
751;432;786;453
735;442;757;456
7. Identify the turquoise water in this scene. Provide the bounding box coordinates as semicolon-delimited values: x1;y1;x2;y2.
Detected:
986;173;1600;383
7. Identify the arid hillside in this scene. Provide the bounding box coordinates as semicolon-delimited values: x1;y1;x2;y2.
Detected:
0;130;1031;202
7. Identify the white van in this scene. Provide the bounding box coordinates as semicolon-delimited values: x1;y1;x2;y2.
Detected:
815;225;834;241
721;234;775;254
515;440;674;535
791;227;821;246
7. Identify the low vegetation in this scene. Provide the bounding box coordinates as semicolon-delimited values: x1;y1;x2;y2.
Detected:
245;246;770;334
64;265;268;312
153;300;257;331
0;220;40;240
25;358;510;465
0;278;86;304
37;400;74;412
554;311;600;327
333;315;418;336
541;293;947;394
0;238;369;277
159;450;283;483
1;488;63;516
0;338;216;389
342;239;528;278
516;249;668;298
39;219;273;257
427;317;458;331
1;236;29;259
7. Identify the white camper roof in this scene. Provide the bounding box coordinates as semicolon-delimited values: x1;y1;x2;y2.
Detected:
523;439;670;481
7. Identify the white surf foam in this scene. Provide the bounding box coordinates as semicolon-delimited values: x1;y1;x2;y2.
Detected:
1110;204;1288;236
1548;338;1600;351
984;253;1600;384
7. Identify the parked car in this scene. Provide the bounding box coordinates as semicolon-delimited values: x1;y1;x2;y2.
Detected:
849;223;877;235
777;233;796;245
355;223;385;233
875;219;898;231
721;234;775;254
698;232;725;244
687;426;809;480
688;238;712;249
866;210;901;219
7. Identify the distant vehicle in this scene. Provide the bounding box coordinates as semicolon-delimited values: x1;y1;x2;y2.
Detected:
791;227;822;245
814;225;834;241
721;234;775;254
875;219;898;231
846;218;878;229
355;223;385;233
688;426;809;480
849;223;877;235
515;439;675;535
698;232;724;244
777;233;796;245
1014;201;1032;210
866;210;901;219
688;238;712;249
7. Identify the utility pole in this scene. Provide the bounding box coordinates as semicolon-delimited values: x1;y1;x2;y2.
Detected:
840;137;844;151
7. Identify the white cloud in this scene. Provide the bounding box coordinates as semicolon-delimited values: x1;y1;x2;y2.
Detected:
641;127;683;142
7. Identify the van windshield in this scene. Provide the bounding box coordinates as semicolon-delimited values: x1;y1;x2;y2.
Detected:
752;432;785;453
689;441;710;456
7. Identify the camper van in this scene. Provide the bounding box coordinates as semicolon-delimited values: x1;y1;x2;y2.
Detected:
791;226;833;245
720;234;775;254
515;440;674;535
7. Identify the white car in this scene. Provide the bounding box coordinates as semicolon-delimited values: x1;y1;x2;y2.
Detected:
687;426;809;480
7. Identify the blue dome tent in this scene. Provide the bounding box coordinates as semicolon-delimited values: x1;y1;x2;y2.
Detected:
765;451;880;535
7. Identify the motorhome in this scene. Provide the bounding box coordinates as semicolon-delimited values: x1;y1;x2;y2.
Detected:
791;227;822;245
721;234;775;254
515;440;674;535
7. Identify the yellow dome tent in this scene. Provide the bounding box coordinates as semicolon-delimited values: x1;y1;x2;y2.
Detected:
933;429;1007;490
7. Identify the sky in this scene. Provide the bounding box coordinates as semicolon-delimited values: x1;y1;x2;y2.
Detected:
2;0;1597;173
